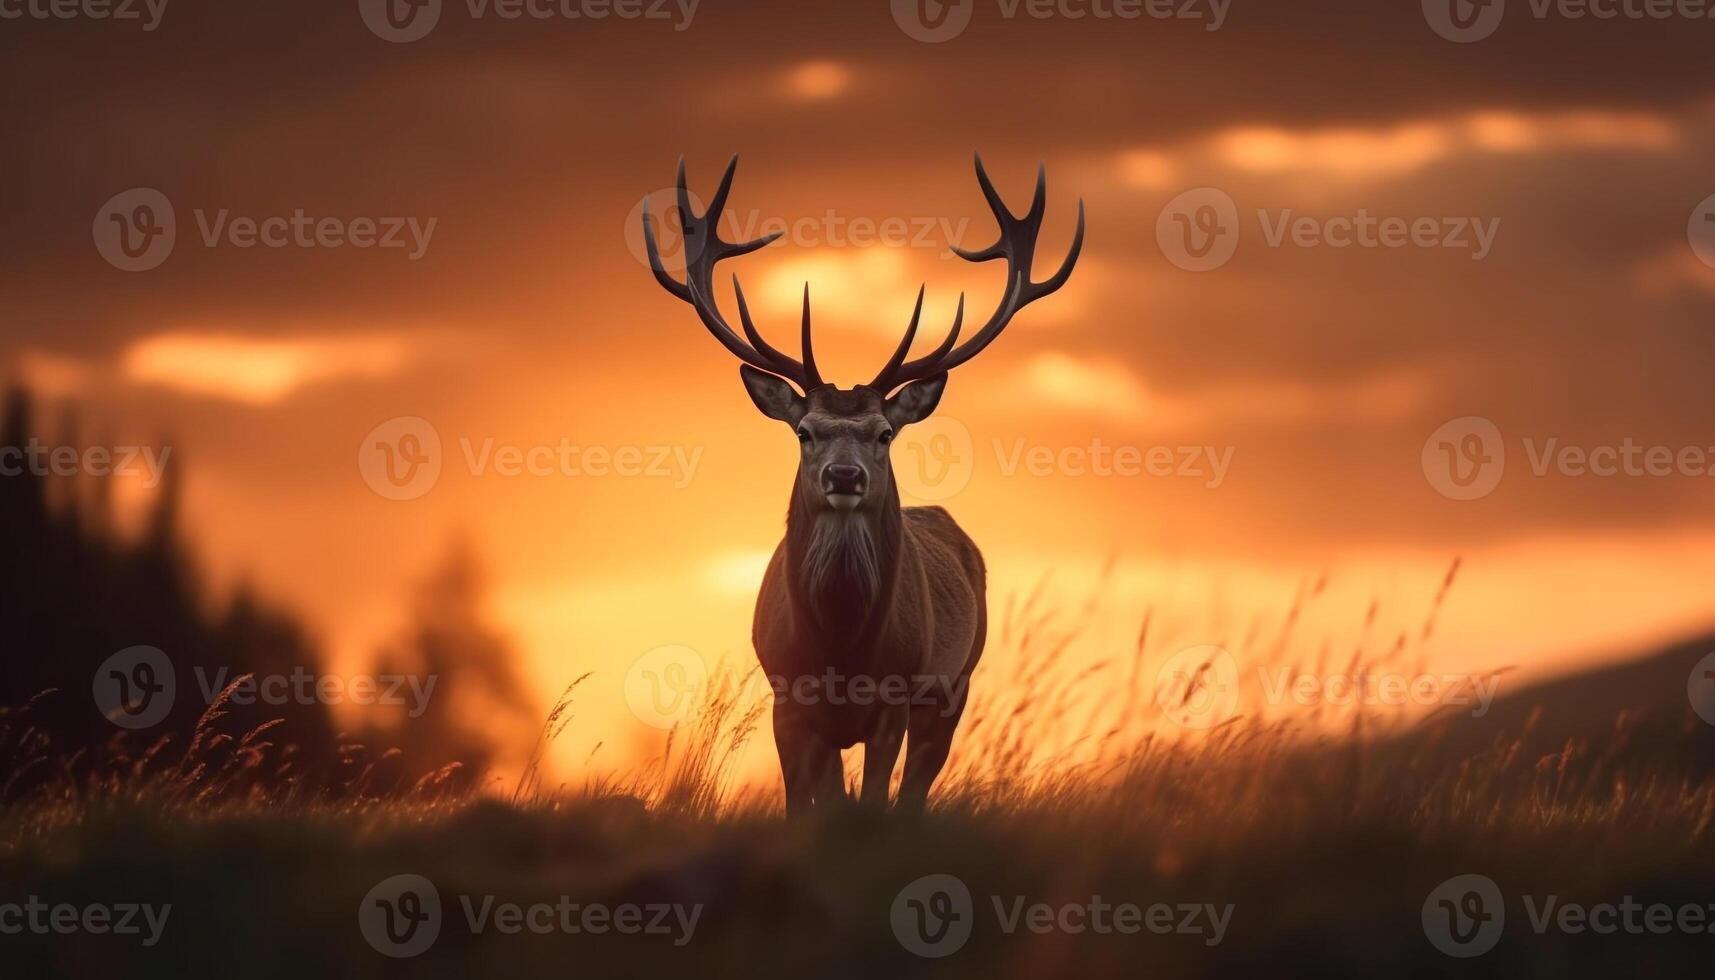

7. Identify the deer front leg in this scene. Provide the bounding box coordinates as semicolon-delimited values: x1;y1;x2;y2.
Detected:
860;703;908;808
773;702;838;817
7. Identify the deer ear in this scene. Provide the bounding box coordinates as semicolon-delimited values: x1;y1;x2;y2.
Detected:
884;373;947;428
739;365;805;424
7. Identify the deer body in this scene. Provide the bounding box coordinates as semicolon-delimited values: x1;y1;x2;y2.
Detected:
752;387;988;809
642;155;1081;811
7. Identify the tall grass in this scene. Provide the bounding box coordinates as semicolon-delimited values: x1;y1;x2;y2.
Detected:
6;557;1713;856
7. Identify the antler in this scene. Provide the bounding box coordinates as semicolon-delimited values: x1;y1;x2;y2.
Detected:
643;156;824;390
869;154;1085;395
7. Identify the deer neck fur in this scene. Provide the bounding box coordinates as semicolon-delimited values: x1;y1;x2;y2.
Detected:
784;470;903;662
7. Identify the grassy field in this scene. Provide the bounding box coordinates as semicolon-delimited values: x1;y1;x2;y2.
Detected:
6;577;1715;978
4;734;1714;978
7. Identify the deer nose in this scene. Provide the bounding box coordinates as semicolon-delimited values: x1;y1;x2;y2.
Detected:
822;463;866;495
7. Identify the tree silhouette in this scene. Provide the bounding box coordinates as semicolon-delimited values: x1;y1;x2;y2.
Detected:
0;386;336;771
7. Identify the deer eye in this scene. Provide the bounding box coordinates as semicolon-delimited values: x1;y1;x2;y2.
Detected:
878;429;895;446
796;427;812;444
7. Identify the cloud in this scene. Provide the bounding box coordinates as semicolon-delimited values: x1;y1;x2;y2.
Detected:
121;332;410;405
1022;351;1151;419
17;351;95;399
783;60;853;102
1117;106;1680;185
1634;247;1715;298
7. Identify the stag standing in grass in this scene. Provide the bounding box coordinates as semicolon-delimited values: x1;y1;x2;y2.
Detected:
642;155;1082;812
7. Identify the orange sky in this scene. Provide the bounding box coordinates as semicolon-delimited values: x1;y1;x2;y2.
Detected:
8;1;1715;780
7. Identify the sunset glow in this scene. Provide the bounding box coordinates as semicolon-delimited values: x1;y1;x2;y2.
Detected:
7;4;1715;790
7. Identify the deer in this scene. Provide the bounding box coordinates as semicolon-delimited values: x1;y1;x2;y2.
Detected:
641;155;1083;813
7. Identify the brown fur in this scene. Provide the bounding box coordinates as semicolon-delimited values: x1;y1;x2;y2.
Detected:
749;385;987;812
639;158;1080;811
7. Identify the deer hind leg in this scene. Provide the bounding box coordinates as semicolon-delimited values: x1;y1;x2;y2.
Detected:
898;674;971;809
860;703;908;808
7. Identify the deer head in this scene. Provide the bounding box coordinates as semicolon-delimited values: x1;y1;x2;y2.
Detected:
642;155;1083;514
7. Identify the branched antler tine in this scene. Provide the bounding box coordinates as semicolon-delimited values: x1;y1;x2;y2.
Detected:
685;278;787;376
1027;199;1085;299
732;278;788;362
675;156;695;224
706;154;740;223
870;286;925;389
899;162;1080;381
800;285;822;388
873;292;965;391
925;293;965;362
641;197;691;301
721;230;782;260
1026;163;1048;226
972;153;1011;224
949;238;1004;263
919;293;974;370
644;157;812;389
